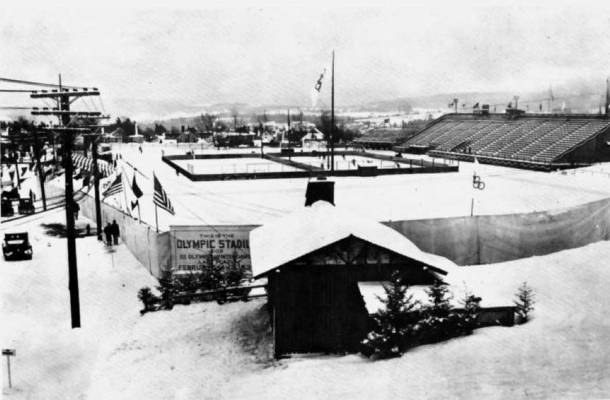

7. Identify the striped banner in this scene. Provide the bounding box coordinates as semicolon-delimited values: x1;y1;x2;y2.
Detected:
71;153;114;178
102;174;123;198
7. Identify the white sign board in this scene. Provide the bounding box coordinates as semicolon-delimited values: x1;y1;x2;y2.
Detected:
169;225;259;275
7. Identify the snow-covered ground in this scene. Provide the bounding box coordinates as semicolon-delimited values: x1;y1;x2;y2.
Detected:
103;143;610;230
1;211;268;400
2;210;610;399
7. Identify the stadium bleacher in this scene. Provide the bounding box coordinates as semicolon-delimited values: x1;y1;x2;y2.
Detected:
353;128;420;149
395;113;610;169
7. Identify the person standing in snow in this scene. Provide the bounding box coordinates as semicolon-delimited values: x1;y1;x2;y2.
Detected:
104;222;113;246
111;220;120;245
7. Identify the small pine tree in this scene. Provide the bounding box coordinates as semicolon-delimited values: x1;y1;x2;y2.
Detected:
420;280;457;343
514;282;535;323
425;280;453;317
361;271;420;359
156;277;176;310
459;290;482;334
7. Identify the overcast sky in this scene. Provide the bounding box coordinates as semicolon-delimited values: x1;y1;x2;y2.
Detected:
2;1;610;119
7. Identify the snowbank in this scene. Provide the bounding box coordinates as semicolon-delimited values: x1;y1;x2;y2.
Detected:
3;174;610;399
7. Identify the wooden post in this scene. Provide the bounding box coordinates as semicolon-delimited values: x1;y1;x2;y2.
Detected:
2;349;15;388
32;129;47;210
13;157;20;189
59;74;81;329
91;136;103;240
155;204;159;233
470;197;474;217
330;50;335;174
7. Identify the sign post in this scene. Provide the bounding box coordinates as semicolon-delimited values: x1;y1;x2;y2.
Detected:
2;349;16;388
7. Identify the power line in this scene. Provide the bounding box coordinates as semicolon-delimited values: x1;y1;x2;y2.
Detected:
0;76;80;89
0;89;35;93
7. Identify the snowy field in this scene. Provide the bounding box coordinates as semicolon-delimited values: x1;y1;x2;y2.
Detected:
103;143;610;230
286;155;416;170
172;157;303;174
2;210;609;399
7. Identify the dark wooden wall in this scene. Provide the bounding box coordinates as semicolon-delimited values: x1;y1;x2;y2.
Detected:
267;236;441;356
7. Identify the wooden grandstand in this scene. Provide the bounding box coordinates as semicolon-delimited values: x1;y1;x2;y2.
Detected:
353;128;420;150
394;113;610;170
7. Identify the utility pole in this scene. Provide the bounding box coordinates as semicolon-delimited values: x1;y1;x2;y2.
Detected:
604;78;610;118
32;128;47;210
89;134;103;240
287;109;291;131
330;50;335;174
606;77;609;119
13;151;21;189
31;75;104;329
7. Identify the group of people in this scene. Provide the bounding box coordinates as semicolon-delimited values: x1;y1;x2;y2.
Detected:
103;220;120;246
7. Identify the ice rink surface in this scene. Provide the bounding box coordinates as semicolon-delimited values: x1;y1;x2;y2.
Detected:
105;143;610;230
172;157;303;174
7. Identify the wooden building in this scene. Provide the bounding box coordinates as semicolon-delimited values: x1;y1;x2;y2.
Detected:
250;201;455;357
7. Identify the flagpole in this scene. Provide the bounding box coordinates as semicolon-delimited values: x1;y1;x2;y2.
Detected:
155;204;159;233
330;49;335;174
120;166;130;216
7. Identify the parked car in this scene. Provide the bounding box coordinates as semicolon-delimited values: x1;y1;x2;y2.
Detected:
1;198;14;217
18;198;35;215
3;232;33;261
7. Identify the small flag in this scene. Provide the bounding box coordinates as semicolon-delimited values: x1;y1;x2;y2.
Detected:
131;200;139;211
314;69;326;92
102;174;123;198
132;175;143;198
153;174;175;215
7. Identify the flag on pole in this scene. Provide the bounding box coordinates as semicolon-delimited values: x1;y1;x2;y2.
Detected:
102;174;123;198
131;175;143;198
314;69;326;92
153;174;175;215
